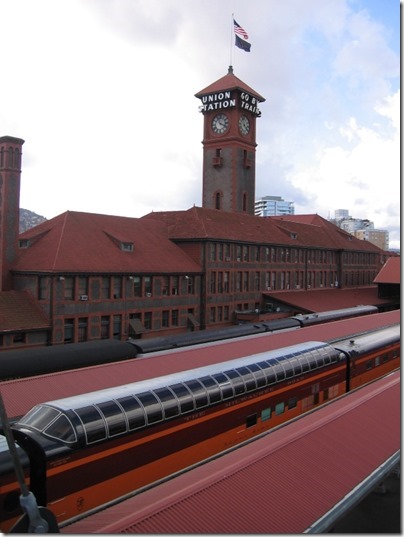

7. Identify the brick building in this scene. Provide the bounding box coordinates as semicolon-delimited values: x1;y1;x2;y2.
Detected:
0;69;395;349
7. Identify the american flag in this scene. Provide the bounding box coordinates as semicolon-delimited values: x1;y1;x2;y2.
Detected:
233;19;249;40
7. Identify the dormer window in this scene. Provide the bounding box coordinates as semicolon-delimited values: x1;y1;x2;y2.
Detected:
121;242;134;252
290;233;297;240
19;239;30;248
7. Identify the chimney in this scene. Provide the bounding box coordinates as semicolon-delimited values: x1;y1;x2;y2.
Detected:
0;135;25;290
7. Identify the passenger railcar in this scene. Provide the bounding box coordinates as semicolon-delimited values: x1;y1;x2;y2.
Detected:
0;323;399;532
0;305;378;381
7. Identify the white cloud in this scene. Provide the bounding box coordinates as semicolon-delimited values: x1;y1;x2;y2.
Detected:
287;90;399;247
0;0;399;249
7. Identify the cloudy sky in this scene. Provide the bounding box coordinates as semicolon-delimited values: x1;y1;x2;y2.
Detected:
1;0;400;248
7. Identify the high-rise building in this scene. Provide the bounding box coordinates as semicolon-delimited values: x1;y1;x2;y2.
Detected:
255;196;294;217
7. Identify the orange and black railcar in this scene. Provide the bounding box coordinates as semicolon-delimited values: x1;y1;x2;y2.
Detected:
0;323;399;532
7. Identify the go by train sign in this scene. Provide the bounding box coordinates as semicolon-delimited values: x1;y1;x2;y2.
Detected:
198;90;261;116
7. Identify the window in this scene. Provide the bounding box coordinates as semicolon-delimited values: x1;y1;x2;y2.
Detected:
121;242;134;252
288;397;297;410
38;276;47;300
246;414;257;428
113;315;121;339
161;276;169;296
116;396;146;430
78;318;87;342
162;310;169;328
275;402;285;415
101;316;110;339
144;276;152;295
78;277;88;297
97;401;126;436
210;272;216;293
64;319;74;343
144;312;152;330
171;310;179;326
261;408;271;421
186;276;195;294
64;277;74;300
136;392;163;424
113;277;122;299
171;276;178;295
75;406;106;444
133;276;141;297
101;277;110;299
13;333;25;344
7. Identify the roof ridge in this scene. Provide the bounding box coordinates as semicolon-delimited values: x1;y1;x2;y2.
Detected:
52;211;69;270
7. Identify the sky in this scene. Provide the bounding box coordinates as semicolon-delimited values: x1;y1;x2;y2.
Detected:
1;0;400;248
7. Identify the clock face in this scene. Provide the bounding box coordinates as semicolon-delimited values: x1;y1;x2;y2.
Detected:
211;114;229;135
239;115;250;135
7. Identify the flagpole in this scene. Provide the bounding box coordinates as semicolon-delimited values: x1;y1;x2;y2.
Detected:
230;13;234;70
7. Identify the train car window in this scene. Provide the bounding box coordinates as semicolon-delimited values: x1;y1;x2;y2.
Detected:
313;350;325;367
96;401;127;437
261;408;271;421
212;373;234;399
271;360;286;381
224;369;246;396
375;356;381;367
74;406;107;444
282;361;294;379
288;397;297;410
247;363;266;388
183;380;209;408
152;387;180;418
116;396;146;430
19;405;60;432
198;376;222;404
169;383;195;413
257;361;276;385
236;366;257;391
136;392;163;424
246;414;257;428
288;356;302;375
43;414;77;443
366;360;373;370
275;402;285;415
299;356;311;373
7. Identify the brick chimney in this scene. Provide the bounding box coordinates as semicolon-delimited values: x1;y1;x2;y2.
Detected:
0;136;25;290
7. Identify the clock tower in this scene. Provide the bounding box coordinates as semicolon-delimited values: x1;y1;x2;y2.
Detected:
195;66;265;215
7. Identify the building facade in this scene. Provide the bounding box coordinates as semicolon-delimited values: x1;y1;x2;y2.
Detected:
0;69;395;350
255;196;295;217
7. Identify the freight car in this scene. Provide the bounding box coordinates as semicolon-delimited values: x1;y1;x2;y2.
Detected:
0;322;399;532
0;305;378;381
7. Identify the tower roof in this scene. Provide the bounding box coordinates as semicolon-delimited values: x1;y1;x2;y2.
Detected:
195;66;265;102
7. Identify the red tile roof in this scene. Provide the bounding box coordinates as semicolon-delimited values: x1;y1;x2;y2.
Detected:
266;287;388;312
144;207;383;252
61;371;400;534
195;68;265;102
13;211;201;274
0;291;49;331
374;257;401;284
